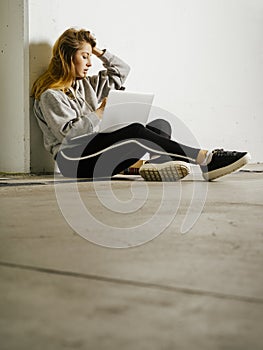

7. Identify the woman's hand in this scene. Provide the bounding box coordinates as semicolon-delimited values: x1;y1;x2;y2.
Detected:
89;32;104;57
92;46;105;57
95;97;107;119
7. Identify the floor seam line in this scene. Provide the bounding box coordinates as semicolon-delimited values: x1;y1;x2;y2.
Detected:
1;261;262;305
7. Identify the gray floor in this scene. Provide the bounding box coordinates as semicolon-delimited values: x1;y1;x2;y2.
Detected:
0;164;263;350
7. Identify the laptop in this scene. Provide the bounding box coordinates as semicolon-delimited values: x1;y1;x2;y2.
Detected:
99;90;154;132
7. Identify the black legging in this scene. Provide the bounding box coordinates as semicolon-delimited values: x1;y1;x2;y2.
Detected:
56;119;200;178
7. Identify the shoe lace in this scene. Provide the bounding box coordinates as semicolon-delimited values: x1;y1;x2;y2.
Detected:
212;149;238;157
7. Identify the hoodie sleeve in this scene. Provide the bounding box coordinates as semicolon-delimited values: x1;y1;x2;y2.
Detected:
39;89;100;142
88;50;130;102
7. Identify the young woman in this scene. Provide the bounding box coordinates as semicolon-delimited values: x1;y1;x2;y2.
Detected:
31;28;250;181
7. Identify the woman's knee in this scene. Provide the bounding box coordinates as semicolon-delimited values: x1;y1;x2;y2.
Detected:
146;118;172;139
124;122;146;134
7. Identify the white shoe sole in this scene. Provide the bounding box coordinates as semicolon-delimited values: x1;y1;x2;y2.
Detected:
202;153;251;181
139;161;190;182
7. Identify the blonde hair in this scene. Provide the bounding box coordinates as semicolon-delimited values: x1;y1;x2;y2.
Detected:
31;28;96;100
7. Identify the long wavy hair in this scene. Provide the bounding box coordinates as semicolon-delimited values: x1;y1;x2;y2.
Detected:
31;28;96;100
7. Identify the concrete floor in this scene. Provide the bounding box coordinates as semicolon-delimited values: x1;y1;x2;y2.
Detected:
0;164;263;350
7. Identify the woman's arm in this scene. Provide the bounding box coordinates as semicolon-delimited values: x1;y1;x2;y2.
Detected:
88;48;131;102
39;89;101;142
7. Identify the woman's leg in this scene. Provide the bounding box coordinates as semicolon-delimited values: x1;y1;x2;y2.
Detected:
56;139;148;178
144;119;174;163
56;122;201;178
146;119;172;139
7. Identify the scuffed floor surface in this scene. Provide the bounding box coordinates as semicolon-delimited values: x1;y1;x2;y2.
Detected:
0;164;262;350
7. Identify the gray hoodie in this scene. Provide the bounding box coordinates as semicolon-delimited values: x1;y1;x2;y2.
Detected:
33;50;130;157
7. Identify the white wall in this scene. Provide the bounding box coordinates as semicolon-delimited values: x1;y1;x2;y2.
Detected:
0;0;30;173
28;0;263;171
2;0;262;173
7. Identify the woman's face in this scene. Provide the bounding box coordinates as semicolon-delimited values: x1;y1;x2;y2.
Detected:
73;42;92;79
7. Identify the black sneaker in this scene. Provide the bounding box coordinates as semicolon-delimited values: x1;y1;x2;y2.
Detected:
139;161;190;182
200;149;251;181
